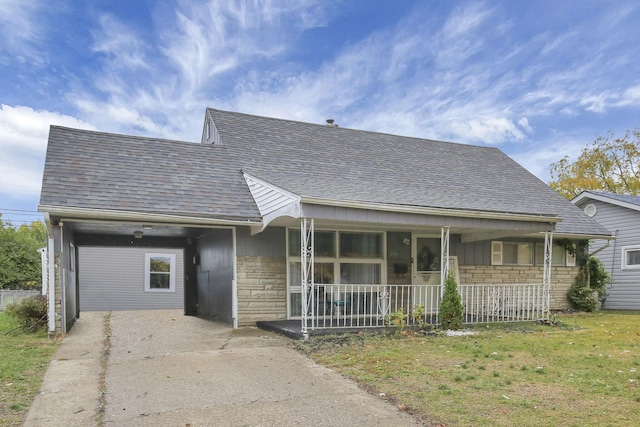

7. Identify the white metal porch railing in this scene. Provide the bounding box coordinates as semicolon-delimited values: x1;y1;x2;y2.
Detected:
305;283;549;329
460;283;549;323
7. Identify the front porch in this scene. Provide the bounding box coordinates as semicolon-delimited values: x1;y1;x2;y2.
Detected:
305;282;547;326
294;220;555;337
258;281;550;339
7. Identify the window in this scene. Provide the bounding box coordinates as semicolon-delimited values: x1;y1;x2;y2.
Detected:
622;246;640;270
288;230;336;257
339;263;381;284
535;243;573;266
286;229;385;317
145;253;176;292
339;232;382;258
502;242;534;265
495;241;576;267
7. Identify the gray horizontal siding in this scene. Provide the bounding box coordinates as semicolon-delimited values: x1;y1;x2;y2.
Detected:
301;203;553;232
604;282;640;310
236;226;286;257
576;200;640;282
78;247;184;311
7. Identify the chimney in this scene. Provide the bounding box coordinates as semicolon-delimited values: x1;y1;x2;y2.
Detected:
325;119;338;127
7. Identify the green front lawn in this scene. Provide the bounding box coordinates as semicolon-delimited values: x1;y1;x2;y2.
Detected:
0;312;59;426
297;311;640;426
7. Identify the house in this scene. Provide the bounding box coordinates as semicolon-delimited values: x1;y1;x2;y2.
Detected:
572;191;640;310
38;108;611;335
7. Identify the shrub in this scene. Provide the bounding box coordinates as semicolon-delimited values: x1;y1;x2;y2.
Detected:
567;271;596;312
386;309;407;330
412;303;428;328
6;295;48;331
440;271;463;330
567;257;611;312
585;257;611;299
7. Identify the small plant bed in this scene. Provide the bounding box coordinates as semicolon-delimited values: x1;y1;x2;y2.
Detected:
296;311;640;426
0;312;59;426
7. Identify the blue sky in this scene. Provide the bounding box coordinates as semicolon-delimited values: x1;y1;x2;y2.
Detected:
1;0;639;224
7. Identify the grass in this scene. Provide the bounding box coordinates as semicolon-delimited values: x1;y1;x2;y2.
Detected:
296;311;640;426
0;311;59;426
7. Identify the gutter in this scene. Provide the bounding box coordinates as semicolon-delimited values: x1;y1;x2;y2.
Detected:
37;205;263;227
543;232;616;241
300;197;562;223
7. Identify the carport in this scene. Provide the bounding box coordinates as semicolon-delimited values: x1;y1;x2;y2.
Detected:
41;212;239;334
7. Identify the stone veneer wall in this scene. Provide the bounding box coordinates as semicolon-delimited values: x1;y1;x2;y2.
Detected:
236;256;287;326
458;265;579;310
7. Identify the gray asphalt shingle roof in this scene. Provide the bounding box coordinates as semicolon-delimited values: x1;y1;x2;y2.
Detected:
208;109;609;236
582;191;640;207
39;108;611;237
39;126;261;220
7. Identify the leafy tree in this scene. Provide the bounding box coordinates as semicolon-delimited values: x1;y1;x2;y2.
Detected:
550;129;640;199
439;271;464;330
0;215;47;289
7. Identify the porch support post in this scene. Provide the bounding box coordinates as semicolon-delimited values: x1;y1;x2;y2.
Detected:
542;231;553;319
300;218;314;338
440;226;450;292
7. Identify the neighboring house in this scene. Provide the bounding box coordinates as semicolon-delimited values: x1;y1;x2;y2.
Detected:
572;191;640;310
38;108;611;335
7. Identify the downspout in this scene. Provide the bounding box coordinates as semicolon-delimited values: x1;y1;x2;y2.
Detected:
44;213;56;334
588;236;613;258
232;227;238;329
592;231;617;276
588;232;615;308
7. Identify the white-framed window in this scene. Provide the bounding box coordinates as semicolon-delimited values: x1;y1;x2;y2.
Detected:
500;242;534;265
534;243;575;266
494;241;575;267
145;253;176;292
286;229;385;317
622;246;640;270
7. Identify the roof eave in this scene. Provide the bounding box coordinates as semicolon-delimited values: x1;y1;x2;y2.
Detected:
37;205;262;227
572;191;640;212
531;231;615;240
300;197;562;224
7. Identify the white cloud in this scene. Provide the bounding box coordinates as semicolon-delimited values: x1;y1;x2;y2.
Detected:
160;0;331;92
517;118;533;134
0;0;45;64
5;0;636;208
92;14;151;71
66;0;332;142
0;105;95;198
618;85;640;106
449;117;526;145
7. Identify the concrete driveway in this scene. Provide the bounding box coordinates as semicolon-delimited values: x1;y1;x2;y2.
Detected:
24;310;420;426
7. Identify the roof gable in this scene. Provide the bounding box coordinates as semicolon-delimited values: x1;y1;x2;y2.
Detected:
572;191;640;213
